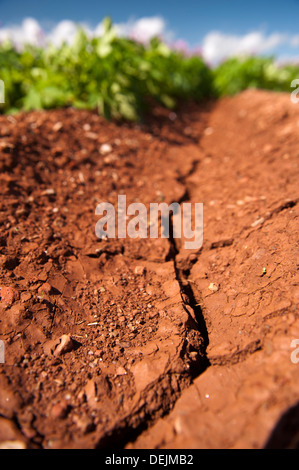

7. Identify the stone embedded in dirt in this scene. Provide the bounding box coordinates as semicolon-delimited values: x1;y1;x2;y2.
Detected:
251;217;265;227
84;379;96;403
208;283;218;292
42;188;56;196
50;401;70;420
99;143;112;154
85;131;98;140
38;282;52;295
21;292;32;302
52;121;63;132
0;286;19;306
43;334;76;357
53;334;76;356
116;366;127;375
134;265;146;275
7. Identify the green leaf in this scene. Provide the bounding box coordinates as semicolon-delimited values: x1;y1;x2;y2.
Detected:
23;88;42;110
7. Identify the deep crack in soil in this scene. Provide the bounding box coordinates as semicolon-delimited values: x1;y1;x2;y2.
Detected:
0;90;298;449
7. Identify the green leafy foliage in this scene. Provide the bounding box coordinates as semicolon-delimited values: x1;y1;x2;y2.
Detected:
1;18;299;120
0;18;214;120
213;56;299;96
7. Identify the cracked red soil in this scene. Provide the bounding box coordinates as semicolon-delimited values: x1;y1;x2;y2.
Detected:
0;89;298;449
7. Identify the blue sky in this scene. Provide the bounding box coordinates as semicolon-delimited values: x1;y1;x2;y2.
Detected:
1;0;299;62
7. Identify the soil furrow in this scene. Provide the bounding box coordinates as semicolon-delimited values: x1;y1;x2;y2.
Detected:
128;90;299;449
0;91;299;449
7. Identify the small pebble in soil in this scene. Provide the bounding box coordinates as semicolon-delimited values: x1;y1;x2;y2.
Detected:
50;401;69;419
100;143;112;155
0;286;19;305
134;265;146;275
38;282;52;295
208;283;218;292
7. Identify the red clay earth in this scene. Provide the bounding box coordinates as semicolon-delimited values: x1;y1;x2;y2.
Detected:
0;89;298;449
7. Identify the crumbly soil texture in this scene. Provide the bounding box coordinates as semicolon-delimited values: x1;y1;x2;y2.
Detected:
0;90;298;449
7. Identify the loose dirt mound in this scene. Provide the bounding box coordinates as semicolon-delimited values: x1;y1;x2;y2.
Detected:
0;90;298;449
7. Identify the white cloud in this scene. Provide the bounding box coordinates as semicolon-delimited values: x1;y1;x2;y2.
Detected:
1;17;299;65
0;16;170;48
46;20;78;47
202;31;289;64
126;17;166;42
0;17;46;48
